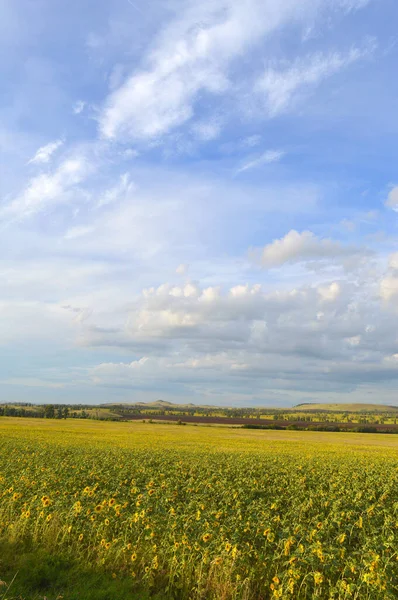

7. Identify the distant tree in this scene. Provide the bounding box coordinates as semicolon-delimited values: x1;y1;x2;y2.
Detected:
44;405;55;419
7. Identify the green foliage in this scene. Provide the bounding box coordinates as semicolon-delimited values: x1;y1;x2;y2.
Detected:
0;540;154;599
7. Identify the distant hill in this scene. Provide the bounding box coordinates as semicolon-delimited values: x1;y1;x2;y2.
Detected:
102;400;216;409
294;403;398;413
103;400;175;407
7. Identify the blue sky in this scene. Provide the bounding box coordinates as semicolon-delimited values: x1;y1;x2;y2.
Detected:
1;0;398;406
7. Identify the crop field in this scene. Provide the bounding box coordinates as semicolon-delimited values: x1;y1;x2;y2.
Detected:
1;419;398;599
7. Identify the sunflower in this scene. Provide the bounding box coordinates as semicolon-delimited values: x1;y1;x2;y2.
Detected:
108;498;116;507
94;505;103;513
202;533;211;543
313;572;323;585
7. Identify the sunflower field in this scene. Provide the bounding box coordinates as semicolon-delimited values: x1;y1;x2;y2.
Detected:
1;418;398;599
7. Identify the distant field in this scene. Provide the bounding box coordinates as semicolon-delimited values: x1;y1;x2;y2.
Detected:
1;418;398;599
121;412;398;432
294;403;398;413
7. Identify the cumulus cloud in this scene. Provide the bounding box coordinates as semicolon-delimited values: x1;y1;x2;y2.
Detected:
252;229;364;268
78;273;398;395
176;263;189;275
380;276;398;304
385;186;398;211
389;253;398;270
27;139;64;165
379;253;398;307
82;279;367;357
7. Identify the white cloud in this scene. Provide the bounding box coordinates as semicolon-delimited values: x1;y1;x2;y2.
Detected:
97;172;135;208
389;253;398;270
380;276;398;304
78;270;398;396
99;0;372;143
256;43;375;116
191;120;222;141
318;282;341;302
1;154;90;221
236;149;285;174
73;100;86;115
64;225;94;240
176;263;189;275
253;229;362;268
27;139;64;165
379;253;398;306
122;148;139;159
242;135;262;148
385;186;398;211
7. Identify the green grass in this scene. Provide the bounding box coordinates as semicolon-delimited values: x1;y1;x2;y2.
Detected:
0;540;158;600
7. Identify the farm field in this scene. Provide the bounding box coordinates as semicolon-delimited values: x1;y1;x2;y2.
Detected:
1;418;398;599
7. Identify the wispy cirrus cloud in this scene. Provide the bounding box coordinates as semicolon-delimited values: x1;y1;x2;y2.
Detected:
1;154;90;222
236;149;285;174
99;0;374;145
96;172;135;208
27;139;64;165
256;41;376;116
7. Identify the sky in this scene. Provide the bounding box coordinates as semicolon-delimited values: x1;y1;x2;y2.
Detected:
1;0;398;407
